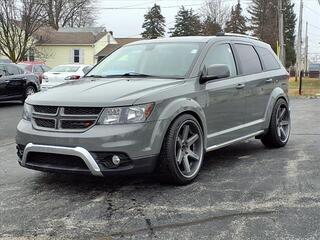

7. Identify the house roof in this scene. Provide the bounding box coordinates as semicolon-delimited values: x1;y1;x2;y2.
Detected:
96;38;143;57
36;28;107;45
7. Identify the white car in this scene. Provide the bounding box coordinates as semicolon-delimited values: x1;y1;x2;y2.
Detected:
41;64;92;91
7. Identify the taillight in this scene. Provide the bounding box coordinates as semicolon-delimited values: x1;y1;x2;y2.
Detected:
65;75;81;80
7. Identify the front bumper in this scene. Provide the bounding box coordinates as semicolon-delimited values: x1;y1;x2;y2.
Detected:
16;119;169;176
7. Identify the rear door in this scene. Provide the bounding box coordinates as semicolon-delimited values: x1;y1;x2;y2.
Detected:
232;43;266;133
202;42;247;147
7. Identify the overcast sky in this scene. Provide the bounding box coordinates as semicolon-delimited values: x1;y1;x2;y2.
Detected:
94;0;320;61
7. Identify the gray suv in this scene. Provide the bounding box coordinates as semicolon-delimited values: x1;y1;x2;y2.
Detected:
16;34;290;184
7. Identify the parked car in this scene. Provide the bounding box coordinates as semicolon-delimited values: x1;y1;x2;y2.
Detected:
41;64;92;91
16;34;290;184
18;61;51;84
0;59;12;63
0;63;40;103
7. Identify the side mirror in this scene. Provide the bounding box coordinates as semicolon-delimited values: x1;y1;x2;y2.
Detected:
200;64;230;84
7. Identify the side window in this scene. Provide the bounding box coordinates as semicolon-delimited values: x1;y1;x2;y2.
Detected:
82;66;92;75
255;47;281;71
234;44;262;75
34;65;43;73
6;65;20;75
0;65;6;77
202;44;237;78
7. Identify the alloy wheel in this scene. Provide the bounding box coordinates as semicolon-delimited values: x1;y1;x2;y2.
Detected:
175;120;203;178
26;86;35;97
276;103;290;143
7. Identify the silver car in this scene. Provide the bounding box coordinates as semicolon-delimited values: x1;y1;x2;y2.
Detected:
16;34;291;184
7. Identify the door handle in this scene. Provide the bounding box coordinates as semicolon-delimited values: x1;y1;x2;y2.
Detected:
236;83;245;89
265;78;273;83
4;80;9;83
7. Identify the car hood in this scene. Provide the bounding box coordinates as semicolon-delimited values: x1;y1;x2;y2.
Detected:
27;77;185;107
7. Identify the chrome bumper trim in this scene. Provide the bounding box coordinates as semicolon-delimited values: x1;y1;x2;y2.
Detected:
21;143;103;176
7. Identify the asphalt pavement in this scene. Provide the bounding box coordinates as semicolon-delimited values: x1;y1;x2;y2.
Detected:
0;98;319;240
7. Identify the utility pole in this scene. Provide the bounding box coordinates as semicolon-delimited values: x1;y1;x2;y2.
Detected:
304;22;308;75
296;0;303;82
278;0;285;65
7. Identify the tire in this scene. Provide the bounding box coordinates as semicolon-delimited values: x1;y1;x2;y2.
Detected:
157;114;204;185
261;98;291;148
22;85;36;103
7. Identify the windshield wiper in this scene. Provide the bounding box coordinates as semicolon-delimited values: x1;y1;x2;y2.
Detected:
121;72;157;78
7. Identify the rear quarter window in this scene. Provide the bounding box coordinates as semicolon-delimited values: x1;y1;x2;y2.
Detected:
255;47;281;71
234;44;262;75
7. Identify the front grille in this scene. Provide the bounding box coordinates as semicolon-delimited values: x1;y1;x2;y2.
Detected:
26;152;88;170
61;120;95;129
34;118;55;129
64;107;102;115
33;105;58;115
31;106;101;132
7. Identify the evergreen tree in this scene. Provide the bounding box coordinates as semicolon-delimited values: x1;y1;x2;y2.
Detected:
283;0;296;67
225;1;247;34
248;0;278;50
142;4;166;39
170;6;202;37
201;16;222;35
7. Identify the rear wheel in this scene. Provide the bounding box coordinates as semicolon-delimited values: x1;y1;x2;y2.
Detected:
158;114;204;185
261;98;291;148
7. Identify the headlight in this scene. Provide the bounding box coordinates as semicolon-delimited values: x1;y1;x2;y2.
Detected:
22;103;32;121
98;103;154;125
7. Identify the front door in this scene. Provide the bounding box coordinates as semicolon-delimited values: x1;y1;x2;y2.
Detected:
0;65;8;99
202;43;247;147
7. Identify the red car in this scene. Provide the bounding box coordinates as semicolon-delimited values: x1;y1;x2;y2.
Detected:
18;61;51;84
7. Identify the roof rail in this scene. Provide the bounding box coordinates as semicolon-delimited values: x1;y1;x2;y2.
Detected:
216;32;260;41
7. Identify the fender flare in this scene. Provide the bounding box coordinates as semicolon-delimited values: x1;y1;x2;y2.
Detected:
155;98;208;148
263;87;289;129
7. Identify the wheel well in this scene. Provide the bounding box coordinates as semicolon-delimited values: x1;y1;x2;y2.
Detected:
171;110;204;134
26;83;37;92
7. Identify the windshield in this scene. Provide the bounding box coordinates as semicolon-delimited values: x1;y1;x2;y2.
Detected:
18;64;32;72
49;65;80;73
88;43;202;78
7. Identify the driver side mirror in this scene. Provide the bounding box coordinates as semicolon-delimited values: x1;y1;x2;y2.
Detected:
200;64;230;84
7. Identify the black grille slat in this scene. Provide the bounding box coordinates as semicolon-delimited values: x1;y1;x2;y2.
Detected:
64;107;102;115
61;120;95;129
34;118;55;128
27;152;88;170
32;106;100;131
33;105;58;114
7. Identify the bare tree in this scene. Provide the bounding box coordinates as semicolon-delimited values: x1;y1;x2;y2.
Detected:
0;0;45;62
43;0;95;30
201;0;229;29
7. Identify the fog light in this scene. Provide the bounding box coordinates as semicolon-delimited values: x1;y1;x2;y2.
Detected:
112;155;121;165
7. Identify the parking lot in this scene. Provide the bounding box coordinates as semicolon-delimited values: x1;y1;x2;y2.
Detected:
0;98;319;240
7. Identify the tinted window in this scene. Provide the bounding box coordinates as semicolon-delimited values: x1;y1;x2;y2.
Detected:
234;44;262;75
6;65;20;75
34;65;43;73
202;44;237;78
256;47;280;71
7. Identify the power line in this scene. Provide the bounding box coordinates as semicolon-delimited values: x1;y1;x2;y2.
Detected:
94;3;203;9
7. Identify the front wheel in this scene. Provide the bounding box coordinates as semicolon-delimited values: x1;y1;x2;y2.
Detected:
157;114;204;185
261;98;291;148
